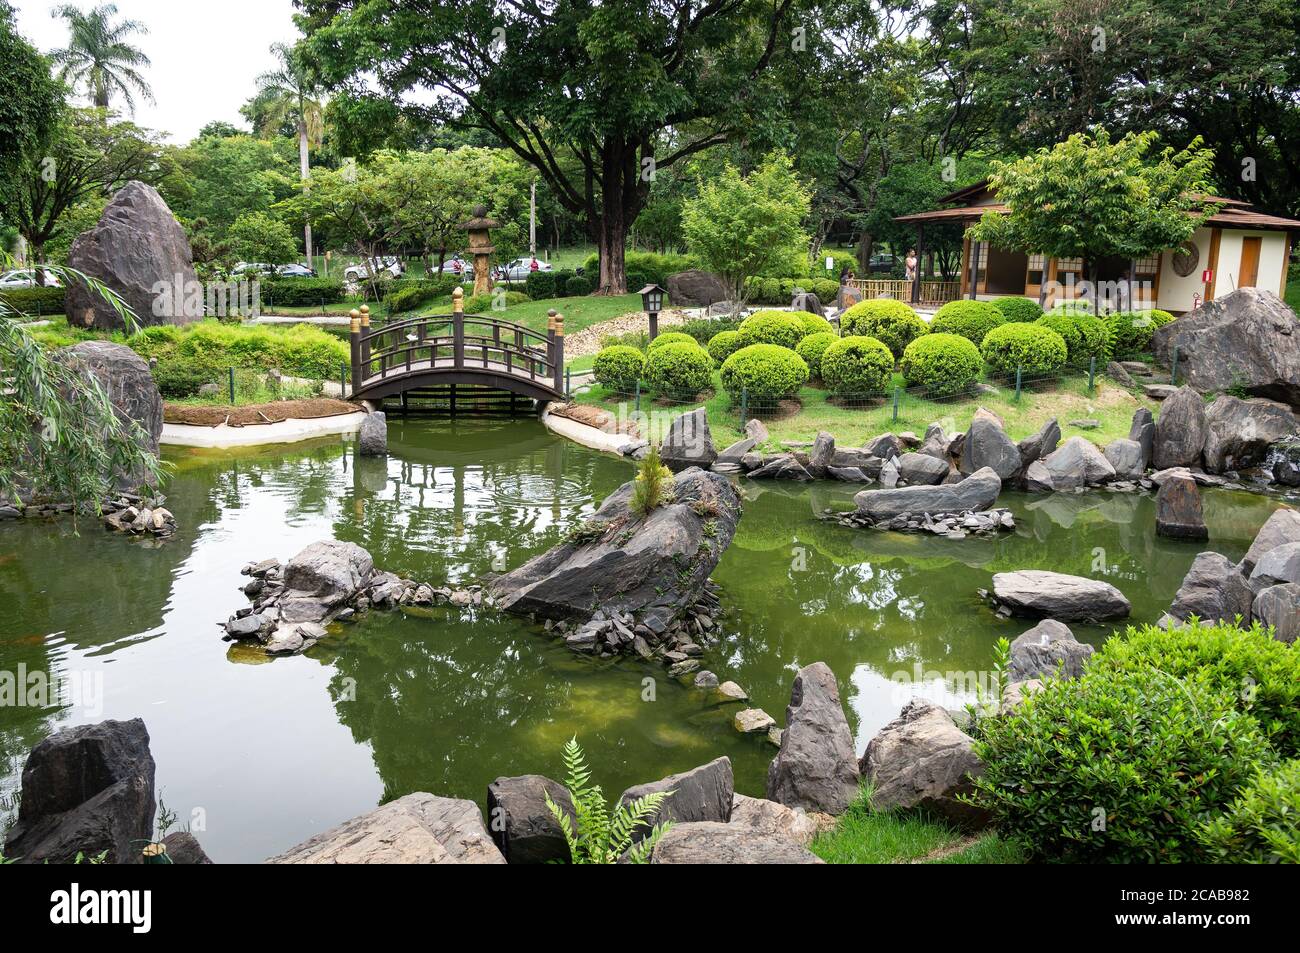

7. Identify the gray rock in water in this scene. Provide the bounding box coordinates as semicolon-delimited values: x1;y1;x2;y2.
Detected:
1252;584;1300;643
619;757;734;839
1153;287;1300;405
666;269;728;308
1129;407;1155;468
1040;436;1115;488
648;821;824;864
1250;542;1300;587
826;465;871;483
808;431;835;477
661;407;717;472
269;793;505;864
960;416;1021;481
160;831;212;864
4;718;155;865
1168;552;1254;624
1008;619;1093;681
899;452;949;485
747;454;813;481
486;774;574;864
879;456;901;488
1103;438;1145;480
861;699;986;827
64;181;202;330
1152;386;1208;469
1023;459;1054;493
280;540;375;623
1241;508;1300;574
1156;474;1208;541
766;662;859;816
854;466;1000;520
990;570;1131;621
358;411;388;456
714;436;757;468
1201;395;1297;474
1017;418;1061;468
490;467;741;621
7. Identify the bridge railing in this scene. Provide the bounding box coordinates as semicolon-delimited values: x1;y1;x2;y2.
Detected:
349;287;565;397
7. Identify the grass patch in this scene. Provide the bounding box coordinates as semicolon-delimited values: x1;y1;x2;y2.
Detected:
413;292;641;337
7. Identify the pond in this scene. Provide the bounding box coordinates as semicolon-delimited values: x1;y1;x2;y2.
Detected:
0;418;1290;862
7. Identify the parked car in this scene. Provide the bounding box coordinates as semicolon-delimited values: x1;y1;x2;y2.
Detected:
493;257;552;282
344;256;404;282
866;254;897;274
275;263;318;278
437;255;471;275
230;261;276;277
0;268;62;288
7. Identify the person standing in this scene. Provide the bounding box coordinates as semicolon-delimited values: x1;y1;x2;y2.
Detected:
905;248;919;282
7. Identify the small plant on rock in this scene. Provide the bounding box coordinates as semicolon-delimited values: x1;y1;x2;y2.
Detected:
546;737;674;864
631;443;675;516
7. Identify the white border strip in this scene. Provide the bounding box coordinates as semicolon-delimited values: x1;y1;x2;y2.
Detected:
161;411;366;448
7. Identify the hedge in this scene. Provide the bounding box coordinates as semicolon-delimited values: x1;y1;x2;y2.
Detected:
1036;312;1109;365
900;333;982;396
463;289;530;314
592;344;645;394
719;343;809;403
524;269;575;299
1197;760;1300;863
991;296;1044;323
795;331;837;379
647;331;697;352
562;273;596;296
838;299;926;357
1105;309;1175;358
706;329;744;364
980;322;1068;375
820;335;895;396
126;320;351;379
737;310;806;350
581;251;695;287
0;285;66;316
930;300;1005;346
793;310;835;337
742;275;840;304
677;316;741;346
262;278;347;309
644;340;713;397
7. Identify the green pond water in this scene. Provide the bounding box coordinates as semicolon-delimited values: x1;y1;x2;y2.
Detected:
0;418;1291;862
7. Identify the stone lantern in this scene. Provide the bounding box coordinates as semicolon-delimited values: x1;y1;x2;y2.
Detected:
459;203;499;296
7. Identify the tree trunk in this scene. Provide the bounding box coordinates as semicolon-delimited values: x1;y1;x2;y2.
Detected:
298;122;313;266
857;232;875;273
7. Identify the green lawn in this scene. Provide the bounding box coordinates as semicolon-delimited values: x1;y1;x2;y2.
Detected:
410;291;640;336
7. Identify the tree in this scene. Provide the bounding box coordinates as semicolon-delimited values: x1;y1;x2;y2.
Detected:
297;0;806;294
250;42;325;266
227;211;299;266
681;153;810;306
969;128;1216;306
161;133;297;231
49;3;153;114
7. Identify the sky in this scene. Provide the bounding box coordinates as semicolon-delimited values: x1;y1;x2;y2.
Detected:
13;0;301;143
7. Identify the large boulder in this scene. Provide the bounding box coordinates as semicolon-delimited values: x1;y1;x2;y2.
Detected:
51;341;164;493
268;793;505;864
1128;407;1155;467
64;181;201;330
661;408;717;472
990;570;1131;622
4;718;155;865
918;422;950;460
1007;619;1093;681
1241;508;1300;574
854;466;1000;520
1252;584;1300;643
1152;386;1208;469
960;415;1022;481
1152;288;1300;405
665;269;728;308
1168;552;1254;623
1155;474;1208;541
280;540;375;623
860;700;986;826
1250;542;1300;587
807;431;835;477
1017;418;1061;468
1103;438;1145;479
728;794;818;845
648;822;824;864
766;662;860;815
898;452;949;485
619;757;734;836
490;467;741;623
486;775;574;864
358;411;388;456
1040;436;1115;489
1201;396;1297;473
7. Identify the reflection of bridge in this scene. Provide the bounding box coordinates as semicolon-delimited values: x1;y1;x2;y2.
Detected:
349;289;565;411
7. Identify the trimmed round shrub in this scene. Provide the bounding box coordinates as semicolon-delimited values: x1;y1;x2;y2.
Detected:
1036;312;1109;365
930;300;1005;346
792;310;835;338
644;341;713;397
720;343;809;403
1105;309;1175;358
562;273;596;296
900;333;982;396
1197;760;1300;864
980;322;1068;375
592;344;645;394
737;309;805;350
706;329;743;364
820;335;895;396
838;299;927;357
991;296;1044;323
795;331;837;379
647;331;697;353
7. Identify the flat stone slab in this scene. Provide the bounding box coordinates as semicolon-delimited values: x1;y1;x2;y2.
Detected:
989;570;1131;622
854;466;1000;520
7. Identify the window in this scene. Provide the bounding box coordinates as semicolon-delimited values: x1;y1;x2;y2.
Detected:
1027;253;1045;286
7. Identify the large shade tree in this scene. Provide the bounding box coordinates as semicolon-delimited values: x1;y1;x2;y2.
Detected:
49;2;153;114
297;0;808;294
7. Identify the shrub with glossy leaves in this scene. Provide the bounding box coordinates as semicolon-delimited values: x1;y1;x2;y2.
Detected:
838;299;927;357
720;343;809;402
644;340;713;397
592;344;645;394
1197;760;1300;864
1105;309;1175;358
1036;312;1109;364
930;300;1005;346
737;309;805;350
980;322;1067;374
820;335;895;396
900;333;982;396
646;331;696;352
795;331;837;378
991;296;1044;323
707;329;744;364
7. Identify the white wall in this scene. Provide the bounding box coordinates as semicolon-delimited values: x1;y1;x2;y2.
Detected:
1157;227;1214;313
1213;230;1288;298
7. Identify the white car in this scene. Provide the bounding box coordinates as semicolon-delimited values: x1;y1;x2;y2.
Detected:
494;257;552;282
344;256;405;282
0;268;62;288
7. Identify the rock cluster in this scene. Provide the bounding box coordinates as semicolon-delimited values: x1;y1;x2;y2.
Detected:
829;505;1014;538
101;494;177;538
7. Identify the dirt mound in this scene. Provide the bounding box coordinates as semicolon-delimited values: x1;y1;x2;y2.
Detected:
165;398;359;427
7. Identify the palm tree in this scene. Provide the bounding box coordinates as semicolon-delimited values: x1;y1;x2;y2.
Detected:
253;43;325;267
49;3;153;114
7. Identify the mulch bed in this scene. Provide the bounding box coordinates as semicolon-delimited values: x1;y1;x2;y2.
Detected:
164;398;360;427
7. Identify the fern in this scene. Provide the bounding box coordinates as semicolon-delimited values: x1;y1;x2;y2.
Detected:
545;737;674;864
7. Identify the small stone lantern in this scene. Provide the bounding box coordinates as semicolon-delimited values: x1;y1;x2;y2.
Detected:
639;283;666;340
459;203;499;296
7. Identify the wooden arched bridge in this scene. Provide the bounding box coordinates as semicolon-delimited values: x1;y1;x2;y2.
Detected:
349;288;566;412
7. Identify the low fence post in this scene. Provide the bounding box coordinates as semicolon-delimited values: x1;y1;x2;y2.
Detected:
552;311;565;395
349;309;362;395
1088;356;1096;394
1015;366;1022;402
228;366;235;404
1171;346;1178;385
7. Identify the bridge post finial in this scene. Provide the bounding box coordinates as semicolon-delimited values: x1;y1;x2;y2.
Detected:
359;304;371;328
452;286;465;312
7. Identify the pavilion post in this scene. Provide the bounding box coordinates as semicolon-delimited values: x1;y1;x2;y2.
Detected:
911;224;924;304
968;239;980;300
